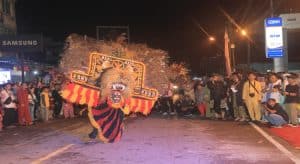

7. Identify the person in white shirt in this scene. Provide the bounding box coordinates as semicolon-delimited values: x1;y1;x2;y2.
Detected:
28;87;37;121
269;85;284;104
0;83;17;127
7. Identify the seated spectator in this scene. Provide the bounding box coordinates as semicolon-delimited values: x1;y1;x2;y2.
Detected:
263;98;289;128
175;95;196;117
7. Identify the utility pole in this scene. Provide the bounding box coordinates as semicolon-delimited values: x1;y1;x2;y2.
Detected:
247;41;251;69
271;0;288;72
270;0;274;17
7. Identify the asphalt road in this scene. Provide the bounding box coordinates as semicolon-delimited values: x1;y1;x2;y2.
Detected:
0;116;296;164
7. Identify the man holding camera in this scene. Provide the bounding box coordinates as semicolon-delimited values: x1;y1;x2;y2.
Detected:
243;72;262;121
263;98;289;128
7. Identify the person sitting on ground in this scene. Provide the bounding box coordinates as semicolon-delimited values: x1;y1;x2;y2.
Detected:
263;98;289;128
175;94;196;117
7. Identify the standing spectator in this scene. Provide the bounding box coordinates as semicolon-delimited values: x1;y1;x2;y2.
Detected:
283;74;300;127
34;81;43;120
28;87;37;121
17;83;33;126
263;73;282;103
0;105;3;131
230;73;247;121
40;87;51;121
52;85;63;118
243;72;262;121
207;74;227;119
263;98;289;128
194;81;210;117
62;100;74;119
0;83;18;127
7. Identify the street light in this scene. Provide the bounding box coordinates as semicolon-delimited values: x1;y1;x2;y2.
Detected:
240;29;251;69
33;70;38;75
208;36;216;42
241;29;247;36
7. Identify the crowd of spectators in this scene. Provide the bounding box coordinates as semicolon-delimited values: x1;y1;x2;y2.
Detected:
154;72;300;128
1;71;299;131
0;81;78;131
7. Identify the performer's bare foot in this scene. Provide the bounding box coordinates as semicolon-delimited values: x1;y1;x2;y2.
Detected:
98;132;109;143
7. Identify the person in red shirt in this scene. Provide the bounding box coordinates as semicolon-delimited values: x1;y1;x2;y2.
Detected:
17;83;32;126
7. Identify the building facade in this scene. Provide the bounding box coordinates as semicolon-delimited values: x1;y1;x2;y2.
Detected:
0;0;16;35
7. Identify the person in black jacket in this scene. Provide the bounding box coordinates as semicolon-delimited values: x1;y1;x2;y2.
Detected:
229;73;248;121
263;98;289;127
52;85;63;118
207;74;227;119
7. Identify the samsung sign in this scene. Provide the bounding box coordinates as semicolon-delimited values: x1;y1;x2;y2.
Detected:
0;35;42;52
265;17;283;58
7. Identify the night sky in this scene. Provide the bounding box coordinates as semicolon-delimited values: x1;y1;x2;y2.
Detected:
15;0;300;74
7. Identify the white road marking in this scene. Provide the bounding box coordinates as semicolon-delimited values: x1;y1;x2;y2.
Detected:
249;122;300;164
31;144;74;164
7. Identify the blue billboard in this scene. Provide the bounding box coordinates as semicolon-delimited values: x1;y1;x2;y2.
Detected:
265;17;283;58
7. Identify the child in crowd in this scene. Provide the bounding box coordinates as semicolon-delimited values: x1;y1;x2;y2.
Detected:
63;100;74;119
269;85;284;104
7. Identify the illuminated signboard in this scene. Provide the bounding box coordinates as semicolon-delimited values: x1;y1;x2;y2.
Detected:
0;35;42;52
0;71;11;84
265;17;283;58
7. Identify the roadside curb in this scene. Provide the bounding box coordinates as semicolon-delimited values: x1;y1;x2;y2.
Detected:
249;122;300;164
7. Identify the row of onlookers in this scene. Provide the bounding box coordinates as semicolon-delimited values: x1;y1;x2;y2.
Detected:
155;72;300;128
0;82;78;131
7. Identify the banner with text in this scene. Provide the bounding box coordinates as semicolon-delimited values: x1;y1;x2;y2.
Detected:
0;35;43;52
265;17;283;58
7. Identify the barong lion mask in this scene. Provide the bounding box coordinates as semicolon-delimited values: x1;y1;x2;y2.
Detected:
70;52;158;100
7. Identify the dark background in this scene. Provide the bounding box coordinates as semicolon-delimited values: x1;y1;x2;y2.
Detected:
15;0;300;74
